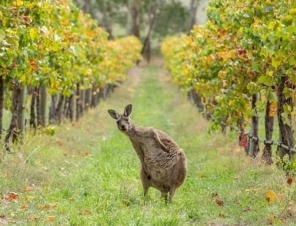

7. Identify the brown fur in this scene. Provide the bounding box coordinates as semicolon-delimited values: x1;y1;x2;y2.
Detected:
108;104;187;203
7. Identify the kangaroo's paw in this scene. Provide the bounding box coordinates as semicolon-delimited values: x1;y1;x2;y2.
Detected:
150;129;169;152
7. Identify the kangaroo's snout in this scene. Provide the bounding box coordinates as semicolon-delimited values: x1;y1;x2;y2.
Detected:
118;123;128;131
116;116;131;132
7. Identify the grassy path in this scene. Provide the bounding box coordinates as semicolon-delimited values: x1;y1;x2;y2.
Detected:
1;64;295;225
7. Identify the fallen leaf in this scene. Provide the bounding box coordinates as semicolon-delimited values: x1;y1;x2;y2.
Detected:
287;177;293;186
20;205;28;210
4;192;19;201
266;190;278;202
47;216;55;222
215;198;224;206
24;186;33;192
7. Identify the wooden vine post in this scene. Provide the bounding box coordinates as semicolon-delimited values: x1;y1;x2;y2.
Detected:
276;75;295;159
262;100;275;164
248;94;260;158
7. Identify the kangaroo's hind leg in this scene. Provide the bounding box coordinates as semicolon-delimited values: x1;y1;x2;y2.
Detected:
168;186;176;203
161;192;168;203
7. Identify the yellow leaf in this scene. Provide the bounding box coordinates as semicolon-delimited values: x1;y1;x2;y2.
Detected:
13;0;24;6
29;28;38;40
266;190;277;202
218;70;226;79
268;21;275;30
289;8;296;15
86;30;95;39
182;67;189;77
253;17;261;26
20;75;27;83
271;57;281;69
266;70;273;77
61;19;69;26
219;50;236;61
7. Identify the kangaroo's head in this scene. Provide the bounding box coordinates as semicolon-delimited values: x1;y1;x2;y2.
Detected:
108;104;133;132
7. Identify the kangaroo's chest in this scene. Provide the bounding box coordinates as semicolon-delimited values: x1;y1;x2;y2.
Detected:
130;139;175;176
132;138;162;157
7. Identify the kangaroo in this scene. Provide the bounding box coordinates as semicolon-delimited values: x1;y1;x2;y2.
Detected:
108;104;187;203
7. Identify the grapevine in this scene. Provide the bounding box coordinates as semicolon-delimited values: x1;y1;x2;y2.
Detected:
0;0;142;151
161;0;296;163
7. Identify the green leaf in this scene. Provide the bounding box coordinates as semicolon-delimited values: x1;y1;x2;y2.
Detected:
271;57;281;69
281;112;290;126
247;82;260;94
283;87;292;96
251;62;260;72
283;104;292;114
257;75;273;86
285;25;296;33
266;91;277;102
288;56;296;66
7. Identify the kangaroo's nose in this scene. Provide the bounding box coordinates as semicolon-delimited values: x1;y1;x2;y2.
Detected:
120;125;127;131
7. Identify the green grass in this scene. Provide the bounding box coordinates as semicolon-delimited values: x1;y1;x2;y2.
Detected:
0;63;296;225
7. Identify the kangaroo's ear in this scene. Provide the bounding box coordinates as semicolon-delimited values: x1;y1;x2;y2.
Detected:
108;109;120;120
124;104;132;117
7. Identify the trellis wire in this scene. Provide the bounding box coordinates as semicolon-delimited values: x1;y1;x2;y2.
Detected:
238;130;296;154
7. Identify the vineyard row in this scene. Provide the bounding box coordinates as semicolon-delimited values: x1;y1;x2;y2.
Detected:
0;0;142;152
161;0;296;168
